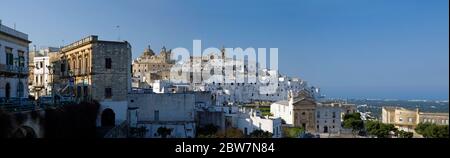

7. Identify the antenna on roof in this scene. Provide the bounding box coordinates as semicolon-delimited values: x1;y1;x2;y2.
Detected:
13;23;16;30
116;25;121;41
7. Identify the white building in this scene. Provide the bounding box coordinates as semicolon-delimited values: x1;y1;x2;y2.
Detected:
271;100;293;125
0;20;31;99
236;108;282;138
127;92;213;138
170;51;322;106
151;80;191;94
30;47;60;99
195;73;316;106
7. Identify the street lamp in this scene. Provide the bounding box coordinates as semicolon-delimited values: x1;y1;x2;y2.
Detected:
13;58;22;107
46;64;55;106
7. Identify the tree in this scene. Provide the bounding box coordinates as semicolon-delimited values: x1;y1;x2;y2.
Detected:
130;126;148;138
157;127;173;138
282;127;304;138
415;123;449;138
343;113;364;136
396;130;413;138
197;124;219;138
216;128;244;138
248;130;273;138
365;121;397;138
343;113;362;120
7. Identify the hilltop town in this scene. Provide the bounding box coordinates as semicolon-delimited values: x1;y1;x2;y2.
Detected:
1;20;448;138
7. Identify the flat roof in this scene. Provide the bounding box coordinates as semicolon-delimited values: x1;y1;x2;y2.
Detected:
0;21;30;42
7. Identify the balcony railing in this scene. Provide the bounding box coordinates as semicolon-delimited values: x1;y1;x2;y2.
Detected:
0;64;28;75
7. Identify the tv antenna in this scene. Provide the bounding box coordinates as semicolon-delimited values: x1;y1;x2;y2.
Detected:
115;25;121;41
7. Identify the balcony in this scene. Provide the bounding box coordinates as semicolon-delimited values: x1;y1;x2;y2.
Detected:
0;64;29;76
74;68;90;76
59;67;91;78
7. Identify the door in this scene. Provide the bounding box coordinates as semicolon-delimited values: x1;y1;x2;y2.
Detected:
5;83;10;98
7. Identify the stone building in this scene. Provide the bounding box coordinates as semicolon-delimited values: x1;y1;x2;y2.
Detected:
315;102;343;133
0;20;31;99
54;35;131;102
52;35;132;126
132;46;174;88
382;106;449;132
271;90;317;132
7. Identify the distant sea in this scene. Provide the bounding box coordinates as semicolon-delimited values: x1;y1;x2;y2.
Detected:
343;99;449;119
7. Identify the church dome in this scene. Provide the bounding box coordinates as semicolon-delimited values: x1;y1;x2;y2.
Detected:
143;45;155;56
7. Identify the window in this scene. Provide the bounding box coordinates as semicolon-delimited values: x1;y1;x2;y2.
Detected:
83;86;88;97
317;111;320;118
18;51;25;67
105;58;112;69
77;86;82;98
332;112;336;118
105;88;112;99
408;118;413;123
5;47;13;65
154;110;159;121
61;63;66;73
399;118;403;122
85;57;89;73
17;82;24;97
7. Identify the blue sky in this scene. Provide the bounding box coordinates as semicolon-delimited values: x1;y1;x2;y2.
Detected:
1;0;448;100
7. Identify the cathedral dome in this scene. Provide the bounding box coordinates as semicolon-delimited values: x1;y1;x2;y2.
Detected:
143;45;155;56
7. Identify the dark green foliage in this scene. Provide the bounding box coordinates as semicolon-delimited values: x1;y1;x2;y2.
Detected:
248;129;273;138
396;130;414;138
365;121;398;138
415;123;449;138
197;124;219;137
343;113;364;135
282;127;304;138
157;127;173;138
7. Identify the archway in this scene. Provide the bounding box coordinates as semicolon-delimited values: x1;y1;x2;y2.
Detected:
22;126;37;138
323;126;328;133
5;83;10;98
101;108;115;127
12;126;37;138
